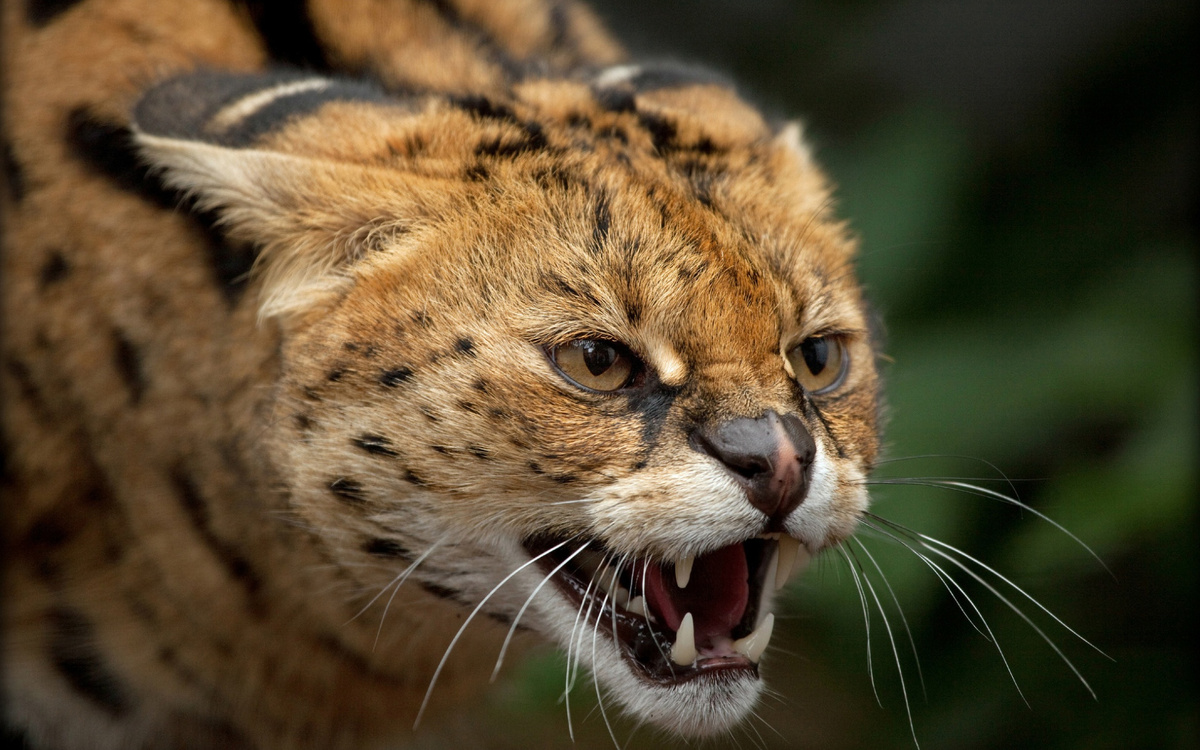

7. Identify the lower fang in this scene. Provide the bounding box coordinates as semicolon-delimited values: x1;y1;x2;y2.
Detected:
670;612;697;666
732;612;775;664
626;595;648;617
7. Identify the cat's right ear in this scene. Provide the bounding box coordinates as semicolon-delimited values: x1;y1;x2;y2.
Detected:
133;70;452;325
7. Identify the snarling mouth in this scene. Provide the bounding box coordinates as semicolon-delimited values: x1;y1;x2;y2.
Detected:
524;534;811;684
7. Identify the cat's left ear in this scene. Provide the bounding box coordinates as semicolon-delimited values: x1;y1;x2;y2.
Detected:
133;69;452;324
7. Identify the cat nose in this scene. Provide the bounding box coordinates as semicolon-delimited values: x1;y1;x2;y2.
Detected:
690;410;816;525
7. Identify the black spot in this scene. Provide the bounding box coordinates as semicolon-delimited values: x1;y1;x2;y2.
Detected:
232;0;331;70
625;300;642;324
596;125;629;144
637;112;677;153
48;608;131;716
112;330;145;404
38;251;70;288
329;477;366;505
26;0;84;26
6;359;49;418
464;163;490;181
632;460;648;471
327;368;345;382
353;434;399;457
295;413;314;432
379;367;413;387
456;399;481;415
2;138;26;202
364;538;410;559
404;469;426;486
467;446;491;460
527;461;545;475
451;94;519;123
594;86;636;114
454;338;476;356
550;473;578;484
170;468;264;606
419;407;440;423
474;122;548;158
472;378;490;393
419;581;459;601
591;190;611;253
430;445;452;455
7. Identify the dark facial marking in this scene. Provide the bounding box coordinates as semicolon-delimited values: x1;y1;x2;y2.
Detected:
403;469;426;486
354;434;399;457
454;337;476;356
379;367;414;387
364;538;411;559
25;0;84;26
591;190;611;253
112;330;146;404
2;137;27;202
6;358;50;418
329;477;366;505
628;385;681;448
48;608;132;716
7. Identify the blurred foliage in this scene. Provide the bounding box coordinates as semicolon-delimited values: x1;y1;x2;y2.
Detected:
421;1;1197;748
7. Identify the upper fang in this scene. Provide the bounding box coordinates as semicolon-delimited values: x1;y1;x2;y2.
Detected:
675;554;695;589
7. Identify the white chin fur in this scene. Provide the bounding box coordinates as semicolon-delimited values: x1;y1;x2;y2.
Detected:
527;567;762;738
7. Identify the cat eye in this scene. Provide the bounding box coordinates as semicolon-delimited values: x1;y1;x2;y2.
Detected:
786;336;848;393
549;339;641;392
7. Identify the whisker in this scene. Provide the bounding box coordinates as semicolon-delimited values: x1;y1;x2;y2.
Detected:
564;550;611;741
864;476;1110;576
414;536;579;729
849;539;921;748
871;514;1102;699
836;545;879;706
854;538;927;700
344;537;444;627
371;542;445;651
591;581;621;750
491;541;590;681
861;516;1024;701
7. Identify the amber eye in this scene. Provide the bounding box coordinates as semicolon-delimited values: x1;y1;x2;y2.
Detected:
786;336;848;393
550;339;639;392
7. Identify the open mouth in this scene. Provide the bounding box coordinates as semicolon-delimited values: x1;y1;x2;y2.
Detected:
524;533;811;684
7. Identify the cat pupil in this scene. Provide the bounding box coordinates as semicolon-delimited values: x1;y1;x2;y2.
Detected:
582;341;617;375
801;337;828;375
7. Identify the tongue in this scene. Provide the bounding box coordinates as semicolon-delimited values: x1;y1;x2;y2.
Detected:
642;544;749;648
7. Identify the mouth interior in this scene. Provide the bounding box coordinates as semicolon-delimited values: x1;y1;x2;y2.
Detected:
524;536;777;684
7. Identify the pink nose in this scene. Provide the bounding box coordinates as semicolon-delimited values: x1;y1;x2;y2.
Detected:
689;410;816;526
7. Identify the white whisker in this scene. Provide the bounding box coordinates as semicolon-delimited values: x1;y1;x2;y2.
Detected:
415;536;578;729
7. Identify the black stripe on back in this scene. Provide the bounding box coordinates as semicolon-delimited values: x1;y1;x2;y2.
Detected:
48;608;132;716
170;468;265;611
26;0;84;27
2;137;26;203
232;0;330;70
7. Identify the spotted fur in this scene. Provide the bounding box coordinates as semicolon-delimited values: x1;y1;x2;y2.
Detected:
2;1;880;747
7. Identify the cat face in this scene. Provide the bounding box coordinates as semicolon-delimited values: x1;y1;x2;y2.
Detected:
135;65;881;734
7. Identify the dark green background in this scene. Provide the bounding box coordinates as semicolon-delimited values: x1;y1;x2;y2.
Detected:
420;1;1197;748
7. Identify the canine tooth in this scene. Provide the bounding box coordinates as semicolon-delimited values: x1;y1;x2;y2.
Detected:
792;543;813;577
732;612;775;664
775;536;800;590
674;554;695;589
626;595;648;617
670;612;697;666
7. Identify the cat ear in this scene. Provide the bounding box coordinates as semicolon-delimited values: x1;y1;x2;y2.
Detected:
774;121;815;169
132;70;447;324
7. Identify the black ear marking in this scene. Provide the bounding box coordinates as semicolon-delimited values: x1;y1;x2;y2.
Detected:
133;69;394;148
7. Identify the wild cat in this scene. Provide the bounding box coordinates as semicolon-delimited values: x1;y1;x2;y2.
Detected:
1;0;1098;747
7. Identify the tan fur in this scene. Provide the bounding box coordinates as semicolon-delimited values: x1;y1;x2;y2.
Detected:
2;1;880;747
